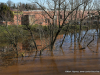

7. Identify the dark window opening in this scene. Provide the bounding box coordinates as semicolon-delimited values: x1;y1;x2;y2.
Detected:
45;19;48;23
60;15;62;19
48;19;50;23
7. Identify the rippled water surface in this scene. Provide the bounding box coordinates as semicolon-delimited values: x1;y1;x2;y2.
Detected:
0;29;100;75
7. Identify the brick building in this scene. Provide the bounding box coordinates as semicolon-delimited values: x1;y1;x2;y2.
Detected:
0;9;97;26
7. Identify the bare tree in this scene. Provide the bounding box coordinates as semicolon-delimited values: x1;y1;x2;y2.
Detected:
31;0;91;52
7;0;13;7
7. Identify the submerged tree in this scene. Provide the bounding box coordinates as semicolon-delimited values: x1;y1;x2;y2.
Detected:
31;0;91;52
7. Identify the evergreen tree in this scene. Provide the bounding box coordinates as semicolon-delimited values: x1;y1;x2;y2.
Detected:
0;3;14;21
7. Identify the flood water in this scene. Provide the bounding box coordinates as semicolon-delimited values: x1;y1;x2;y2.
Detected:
0;29;100;75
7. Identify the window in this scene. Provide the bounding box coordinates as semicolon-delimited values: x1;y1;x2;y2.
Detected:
45;19;50;23
39;22;42;25
48;19;50;23
45;19;48;23
60;15;62;19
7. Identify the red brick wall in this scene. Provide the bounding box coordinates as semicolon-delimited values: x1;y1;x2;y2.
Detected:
4;10;98;26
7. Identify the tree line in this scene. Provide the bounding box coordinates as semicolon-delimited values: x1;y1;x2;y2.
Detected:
2;0;45;11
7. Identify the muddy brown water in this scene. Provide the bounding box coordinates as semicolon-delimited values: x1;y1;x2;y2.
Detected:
0;29;100;75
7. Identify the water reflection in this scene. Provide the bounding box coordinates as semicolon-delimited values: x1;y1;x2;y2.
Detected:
0;29;100;74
